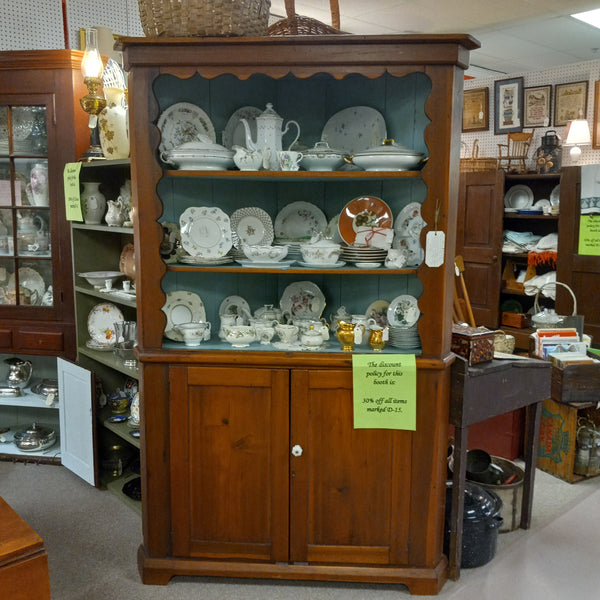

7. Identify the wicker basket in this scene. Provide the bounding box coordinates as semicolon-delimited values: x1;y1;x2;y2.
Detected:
138;0;271;37
460;139;498;172
268;0;342;35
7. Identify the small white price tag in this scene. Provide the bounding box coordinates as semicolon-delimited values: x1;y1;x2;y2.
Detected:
425;231;445;267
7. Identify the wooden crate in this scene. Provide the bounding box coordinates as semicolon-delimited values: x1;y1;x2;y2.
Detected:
551;363;600;404
538;398;600;483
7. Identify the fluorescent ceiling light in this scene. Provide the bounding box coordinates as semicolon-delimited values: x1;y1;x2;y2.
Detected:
571;9;600;29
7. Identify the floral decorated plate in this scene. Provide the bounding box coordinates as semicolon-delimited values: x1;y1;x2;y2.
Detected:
280;281;326;319
87;302;124;346
338;196;393;245
180;206;232;258
7;267;45;303
162;290;206;342
230;206;274;248
504;185;534;209
387;295;420;329
321;106;387;154
365;299;390;327
395;202;425;239
274;201;327;241
157;102;215;153
219;295;251;318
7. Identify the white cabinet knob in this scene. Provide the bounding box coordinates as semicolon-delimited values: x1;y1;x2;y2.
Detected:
291;444;303;457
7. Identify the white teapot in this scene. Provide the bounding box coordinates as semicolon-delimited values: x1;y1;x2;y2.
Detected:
240;103;300;171
105;199;125;227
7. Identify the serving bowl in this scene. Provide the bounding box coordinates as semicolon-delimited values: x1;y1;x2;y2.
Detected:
299;240;341;264
348;139;424;171
161;136;235;171
77;270;123;289
13;422;56;452
242;244;289;262
223;325;257;348
301;141;345;171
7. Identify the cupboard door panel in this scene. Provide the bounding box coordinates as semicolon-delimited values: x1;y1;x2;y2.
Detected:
290;369;411;566
170;366;289;562
456;170;504;328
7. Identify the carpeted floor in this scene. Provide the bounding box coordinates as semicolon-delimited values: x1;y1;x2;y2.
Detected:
1;460;599;600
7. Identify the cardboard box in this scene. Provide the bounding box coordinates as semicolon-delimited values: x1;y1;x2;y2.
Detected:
538;398;600;483
451;324;494;365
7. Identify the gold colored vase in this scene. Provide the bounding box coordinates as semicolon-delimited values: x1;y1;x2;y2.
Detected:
369;327;387;352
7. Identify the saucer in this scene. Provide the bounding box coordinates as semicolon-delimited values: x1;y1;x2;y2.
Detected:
298;261;346;268
355;262;382;269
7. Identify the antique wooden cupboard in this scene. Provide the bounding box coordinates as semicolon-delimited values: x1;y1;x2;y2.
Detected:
120;34;478;595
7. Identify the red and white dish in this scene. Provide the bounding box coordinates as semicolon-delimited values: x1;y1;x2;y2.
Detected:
338;196;393;245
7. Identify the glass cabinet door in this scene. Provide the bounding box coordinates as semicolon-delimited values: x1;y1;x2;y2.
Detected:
0;104;52;307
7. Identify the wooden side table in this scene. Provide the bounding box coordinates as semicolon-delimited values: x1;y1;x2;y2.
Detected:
0;496;51;600
448;356;551;580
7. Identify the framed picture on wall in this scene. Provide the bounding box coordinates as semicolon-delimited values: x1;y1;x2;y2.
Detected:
554;81;588;127
593;81;600;149
523;85;552;128
494;77;524;134
462;87;489;132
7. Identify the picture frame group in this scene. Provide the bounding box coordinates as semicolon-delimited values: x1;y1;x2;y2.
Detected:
463;78;595;136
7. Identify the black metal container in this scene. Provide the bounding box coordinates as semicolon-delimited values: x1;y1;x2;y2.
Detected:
535;130;562;174
444;481;504;568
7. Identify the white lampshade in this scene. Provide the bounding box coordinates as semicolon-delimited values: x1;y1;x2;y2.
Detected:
564;118;591;163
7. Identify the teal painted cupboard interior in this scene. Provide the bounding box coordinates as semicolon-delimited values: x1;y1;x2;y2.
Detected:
154;71;431;352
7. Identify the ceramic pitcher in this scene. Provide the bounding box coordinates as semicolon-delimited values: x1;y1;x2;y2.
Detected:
240;103;300;171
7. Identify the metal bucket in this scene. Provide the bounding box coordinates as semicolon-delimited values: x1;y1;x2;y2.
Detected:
474;456;524;533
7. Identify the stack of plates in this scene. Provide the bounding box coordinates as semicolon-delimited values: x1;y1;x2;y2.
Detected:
388;325;421;350
178;255;233;265
274;239;303;261
340;244;388;265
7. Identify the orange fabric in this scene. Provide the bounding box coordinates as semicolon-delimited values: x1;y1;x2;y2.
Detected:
528;250;557;268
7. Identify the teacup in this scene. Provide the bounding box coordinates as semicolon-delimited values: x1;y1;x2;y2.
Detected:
176;321;211;347
255;324;276;345
278;150;304;171
275;323;299;344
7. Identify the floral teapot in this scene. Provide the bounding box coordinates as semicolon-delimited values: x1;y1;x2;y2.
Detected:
239;103;300;171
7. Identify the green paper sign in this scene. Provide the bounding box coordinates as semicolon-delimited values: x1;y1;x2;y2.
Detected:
579;215;600;256
352;354;417;430
63;162;83;222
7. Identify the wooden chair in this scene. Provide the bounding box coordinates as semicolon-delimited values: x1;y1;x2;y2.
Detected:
497;131;534;173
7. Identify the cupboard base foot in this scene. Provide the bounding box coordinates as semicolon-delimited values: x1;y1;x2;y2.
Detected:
137;545;448;595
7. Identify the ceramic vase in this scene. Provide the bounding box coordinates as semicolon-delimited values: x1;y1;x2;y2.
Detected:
98;88;130;159
81;181;106;225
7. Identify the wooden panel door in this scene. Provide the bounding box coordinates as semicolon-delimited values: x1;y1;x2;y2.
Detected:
456;170;505;328
290;369;412;566
169;365;290;562
556;166;600;344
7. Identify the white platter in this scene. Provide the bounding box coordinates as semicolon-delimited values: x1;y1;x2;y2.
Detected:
387;295;420;329
236;259;295;269
321;106;387;155
298;261;346;269
222;106;261;149
280;281;326;319
162;290;207;342
550;185;561;206
179;206;232;258
157;102;215;153
504;185;534;209
87;302;124;346
219;295;251;319
274;201;327;241
230;206;274;248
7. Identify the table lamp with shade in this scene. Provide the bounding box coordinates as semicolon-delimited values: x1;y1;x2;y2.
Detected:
79;28;106;160
564;117;591;164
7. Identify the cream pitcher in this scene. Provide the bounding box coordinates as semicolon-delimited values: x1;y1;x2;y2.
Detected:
240;103;300;171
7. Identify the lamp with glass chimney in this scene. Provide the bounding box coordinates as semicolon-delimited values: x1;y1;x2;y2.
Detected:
80;28;106;160
564;115;591;164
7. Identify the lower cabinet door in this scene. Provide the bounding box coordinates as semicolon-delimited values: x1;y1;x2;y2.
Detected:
169;365;290;562
290;369;412;567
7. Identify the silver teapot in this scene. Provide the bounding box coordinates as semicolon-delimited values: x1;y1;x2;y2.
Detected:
5;357;33;390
